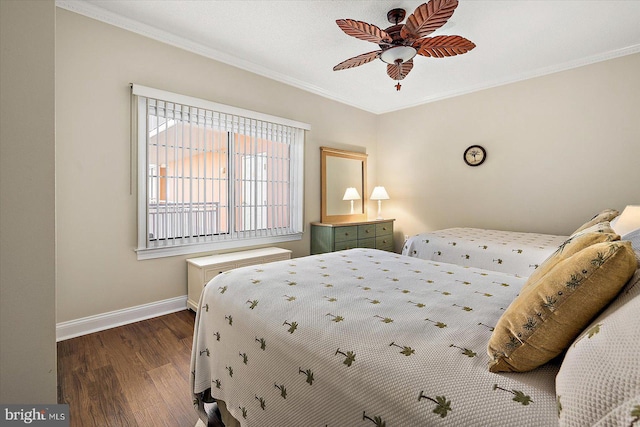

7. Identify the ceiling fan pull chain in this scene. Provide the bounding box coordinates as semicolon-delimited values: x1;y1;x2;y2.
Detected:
394;59;403;91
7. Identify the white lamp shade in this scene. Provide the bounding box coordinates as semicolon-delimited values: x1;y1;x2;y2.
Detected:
612;205;640;236
370;186;390;200
342;187;361;201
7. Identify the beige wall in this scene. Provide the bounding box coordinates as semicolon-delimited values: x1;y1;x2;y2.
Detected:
377;53;640;249
0;0;57;402
55;9;378;323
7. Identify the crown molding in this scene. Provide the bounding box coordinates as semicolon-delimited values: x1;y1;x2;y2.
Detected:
387;43;640;115
55;1;368;111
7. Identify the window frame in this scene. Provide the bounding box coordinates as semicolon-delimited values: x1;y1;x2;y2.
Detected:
132;84;309;260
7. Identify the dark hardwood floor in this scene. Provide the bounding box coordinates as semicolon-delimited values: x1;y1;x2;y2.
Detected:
57;310;204;427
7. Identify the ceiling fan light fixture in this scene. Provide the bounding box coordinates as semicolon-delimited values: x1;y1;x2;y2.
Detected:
380;46;417;64
333;0;475;90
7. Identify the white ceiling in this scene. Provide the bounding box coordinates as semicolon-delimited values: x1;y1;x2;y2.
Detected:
57;0;640;114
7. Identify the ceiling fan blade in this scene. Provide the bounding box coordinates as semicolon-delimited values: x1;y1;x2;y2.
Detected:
333;50;382;71
414;35;476;58
386;59;414;80
336;19;392;44
401;0;459;40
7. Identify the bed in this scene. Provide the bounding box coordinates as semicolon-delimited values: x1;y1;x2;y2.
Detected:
191;249;559;426
402;228;568;277
190;224;640;426
401;209;623;278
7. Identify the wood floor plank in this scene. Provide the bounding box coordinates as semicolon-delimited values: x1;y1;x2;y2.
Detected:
162;310;196;340
59;333;110;374
148;363;198;426
113;364;166;415
89;365;139;427
132;404;181;427
132;326;173;371
155;327;192;374
171;337;194;382
58;310;199;427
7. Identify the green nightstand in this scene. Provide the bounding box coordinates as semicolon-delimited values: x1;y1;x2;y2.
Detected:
310;219;395;254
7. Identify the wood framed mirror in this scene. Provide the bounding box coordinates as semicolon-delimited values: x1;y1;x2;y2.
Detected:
320;147;367;223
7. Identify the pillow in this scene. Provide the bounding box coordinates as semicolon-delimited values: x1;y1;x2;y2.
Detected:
623;228;640;255
525;223;619;287
487;240;637;373
572;208;619;234
609;214;619;229
556;264;640;426
570;220;614;238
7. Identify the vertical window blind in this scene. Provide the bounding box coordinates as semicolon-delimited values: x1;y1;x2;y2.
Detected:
132;84;309;260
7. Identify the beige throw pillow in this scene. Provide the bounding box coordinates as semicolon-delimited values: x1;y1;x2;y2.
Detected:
488;241;637;373
525;223;619;287
572;208;619;234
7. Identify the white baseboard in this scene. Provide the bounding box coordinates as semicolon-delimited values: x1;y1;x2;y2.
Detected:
56;295;188;342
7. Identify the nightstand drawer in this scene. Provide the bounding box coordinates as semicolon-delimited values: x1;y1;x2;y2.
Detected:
358;237;376;248
334;226;358;243
358;224;376;239
376;222;393;236
376;235;393;250
335;240;358;251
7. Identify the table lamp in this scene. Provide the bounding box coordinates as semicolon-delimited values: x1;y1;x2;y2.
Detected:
343;187;361;214
370;186;390;220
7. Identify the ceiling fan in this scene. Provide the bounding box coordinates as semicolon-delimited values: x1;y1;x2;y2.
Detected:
333;0;476;91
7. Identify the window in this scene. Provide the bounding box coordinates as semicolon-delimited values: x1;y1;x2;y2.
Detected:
132;85;309;260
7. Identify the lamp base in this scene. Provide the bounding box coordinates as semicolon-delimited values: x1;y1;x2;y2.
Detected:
376;200;384;220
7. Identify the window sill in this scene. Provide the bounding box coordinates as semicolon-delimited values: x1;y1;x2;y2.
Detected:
135;233;302;260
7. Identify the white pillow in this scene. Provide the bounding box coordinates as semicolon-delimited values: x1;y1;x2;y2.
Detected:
622;228;640;255
556;264;640;426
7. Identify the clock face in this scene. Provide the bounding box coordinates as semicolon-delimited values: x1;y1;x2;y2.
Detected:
463;145;486;166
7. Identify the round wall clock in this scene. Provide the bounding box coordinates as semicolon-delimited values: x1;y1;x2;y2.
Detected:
463;145;486;166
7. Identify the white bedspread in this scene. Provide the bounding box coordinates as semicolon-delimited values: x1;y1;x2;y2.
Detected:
191;249;560;426
403;227;568;277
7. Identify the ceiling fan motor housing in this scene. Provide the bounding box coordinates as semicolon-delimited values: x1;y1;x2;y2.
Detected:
380;11;414;63
381;24;405;46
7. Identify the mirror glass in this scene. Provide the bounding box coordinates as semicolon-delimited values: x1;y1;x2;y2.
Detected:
326;156;363;215
321;147;367;223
